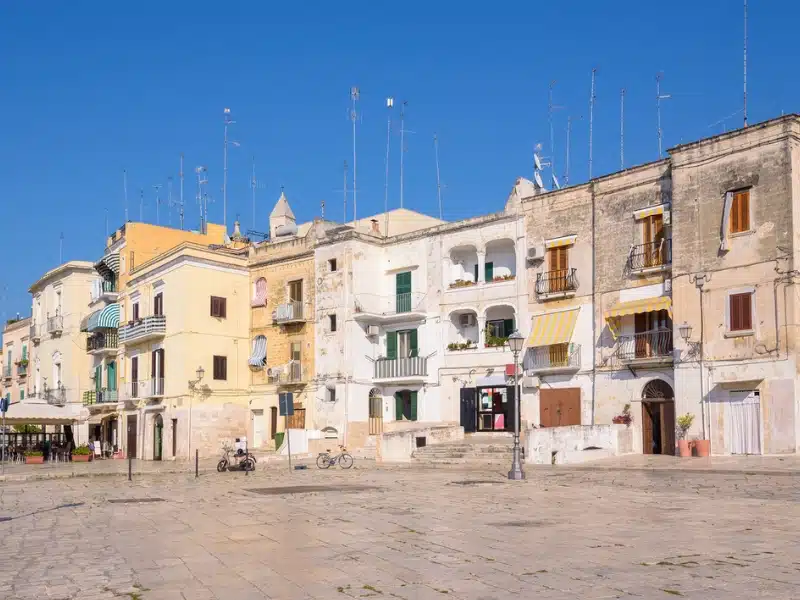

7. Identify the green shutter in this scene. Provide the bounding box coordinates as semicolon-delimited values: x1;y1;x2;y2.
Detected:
409;329;418;358
396;271;411;294
395;392;403;420
474;264;479;282
485;262;494;282
95;365;102;393
386;331;397;360
20;390;24;401
503;319;515;338
107;361;117;392
22;346;27;360
409;391;418;421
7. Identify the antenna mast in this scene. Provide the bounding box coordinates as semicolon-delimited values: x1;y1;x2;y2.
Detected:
350;87;359;225
105;208;109;239
588;68;597;180
167;177;173;227
343;160;348;223
548;80;563;185
434;133;443;220
399;101;408;208
196;166;208;233
59;232;63;263
153;184;162;225
251;156;256;231
656;73;672;158
139;188;144;222
123;169;129;222
564;116;572;185
223;108;234;230
743;0;748;127
384;97;393;236
620;88;625;169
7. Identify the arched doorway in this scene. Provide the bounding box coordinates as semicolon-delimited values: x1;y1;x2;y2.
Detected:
368;388;383;435
641;379;675;456
153;414;164;461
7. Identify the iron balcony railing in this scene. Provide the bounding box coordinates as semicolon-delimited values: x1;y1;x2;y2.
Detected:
44;387;67;406
2;365;11;378
101;279;117;293
129;381;139;399
374;356;428;380
524;344;581;373
353;292;426;316
83;389;119;405
86;331;119;352
30;324;42;341
16;364;27;377
535;268;578;296
47;315;64;334
151;378;165;397
273;301;304;323
629;238;672;271
119;315;166;343
617;329;673;362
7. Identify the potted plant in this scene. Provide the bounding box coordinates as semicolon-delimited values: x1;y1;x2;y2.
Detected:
676;413;695;457
612;404;633;427
694;438;711;457
24;450;44;464
71;445;92;462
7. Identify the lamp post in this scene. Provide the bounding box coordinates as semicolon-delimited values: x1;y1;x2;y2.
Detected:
507;330;525;480
188;366;205;459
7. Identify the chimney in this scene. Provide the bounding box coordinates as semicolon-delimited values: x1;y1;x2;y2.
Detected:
370;219;380;235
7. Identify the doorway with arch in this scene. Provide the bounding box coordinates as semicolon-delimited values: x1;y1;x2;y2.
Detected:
641;379;675;455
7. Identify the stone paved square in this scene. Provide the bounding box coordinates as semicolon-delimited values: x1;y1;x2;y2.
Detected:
0;462;798;599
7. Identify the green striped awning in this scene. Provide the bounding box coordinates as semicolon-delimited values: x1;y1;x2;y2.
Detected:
87;303;120;331
94;252;120;277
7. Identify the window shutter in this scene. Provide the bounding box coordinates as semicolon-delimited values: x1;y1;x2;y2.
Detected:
210;297;216;316
131;356;138;381
22;346;27;360
485;262;494;282
409;391;418;421
107;361;117;392
394;392;403;420
20;390;24;401
503;319;514;338
220;298;227;319
95;365;102;393
409;329;418;357
386;331;397;360
396;272;411;295
474;264;479;282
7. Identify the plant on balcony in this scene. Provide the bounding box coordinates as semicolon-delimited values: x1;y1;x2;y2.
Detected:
449;279;476;289
485;334;509;348
612;404;633;426
17;358;29;367
447;341;476;351
490;274;516;283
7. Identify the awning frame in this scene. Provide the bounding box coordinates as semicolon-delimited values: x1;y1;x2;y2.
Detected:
527;308;580;348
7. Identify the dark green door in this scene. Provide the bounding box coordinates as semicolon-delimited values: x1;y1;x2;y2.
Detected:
154;415;163;461
396;272;411;313
485;262;494;282
106;361;117;392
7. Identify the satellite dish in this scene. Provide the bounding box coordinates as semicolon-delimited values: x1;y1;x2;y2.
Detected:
534;171;544;189
552;174;561;190
534;153;543;171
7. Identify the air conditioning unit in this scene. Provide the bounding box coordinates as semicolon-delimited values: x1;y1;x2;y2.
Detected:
663;209;672;226
527;245;545;261
664;279;673;293
459;314;476;327
366;325;379;337
522;374;540;389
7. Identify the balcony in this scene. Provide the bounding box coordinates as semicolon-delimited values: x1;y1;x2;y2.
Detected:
44;387;66;406
83;389;119;406
273;301;305;325
127;378;165;400
373;356;428;383
269;361;305;385
524;344;581;375
47;315;64;335
617;330;674;366
2;366;11;380
16;363;28;378
535;269;578;300
86;331;119;355
629;239;672;274
30;324;42;344
91;279;119;304
119;315;166;344
353;292;427;325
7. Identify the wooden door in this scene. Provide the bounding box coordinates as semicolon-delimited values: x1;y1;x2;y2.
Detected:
641;403;654;455
660;401;675;455
270;407;278;440
127;415;138;459
540;388;581;427
459;388;477;433
547;246;568;291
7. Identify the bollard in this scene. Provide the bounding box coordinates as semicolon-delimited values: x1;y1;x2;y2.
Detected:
195;449;199;478
128;451;132;482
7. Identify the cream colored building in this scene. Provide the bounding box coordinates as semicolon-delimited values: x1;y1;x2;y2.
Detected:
2;317;32;407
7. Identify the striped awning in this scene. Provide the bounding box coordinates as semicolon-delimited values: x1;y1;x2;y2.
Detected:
252;278;267;306
87;303;120;332
80;313;92;332
94;252;120;277
527;309;580;348
248;335;267;367
633;203;669;220
605;296;672;338
545;235;577;249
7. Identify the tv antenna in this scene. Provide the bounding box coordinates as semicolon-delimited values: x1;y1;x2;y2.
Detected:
153;184;162;225
656;73;672;158
399;100;414;208
548;80;564;187
196;166;209;233
588;68;597;180
620;88;625;169
223;107;236;230
139;188;144;222
105;208;109;238
350;87;359;225
564;115;582;186
743;0;748;127
167;177;174;227
384;97;393;235
434;133;444;219
250;156;257;231
179;154;185;230
342;160;348;223
123;169;129;222
533;143;548;191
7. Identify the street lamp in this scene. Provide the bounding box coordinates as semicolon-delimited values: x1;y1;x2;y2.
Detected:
196;366;205;383
506;330;525;481
678;321;693;343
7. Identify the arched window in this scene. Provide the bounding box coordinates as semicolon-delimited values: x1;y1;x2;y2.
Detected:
252;278;267;307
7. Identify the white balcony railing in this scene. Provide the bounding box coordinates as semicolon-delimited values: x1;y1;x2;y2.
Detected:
119;315;166;343
47;315;64;334
353;292;427;317
127;378;165;399
374;356;428;380
269;361;304;384
273;301;304;324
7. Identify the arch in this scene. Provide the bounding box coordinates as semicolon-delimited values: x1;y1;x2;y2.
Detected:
321;426;338;439
252;277;267;306
482;302;516;316
642;379;674;399
368;388;383;434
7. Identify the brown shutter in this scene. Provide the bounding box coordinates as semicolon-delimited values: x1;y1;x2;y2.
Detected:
220;297;226;319
730;293;752;331
730;191;750;234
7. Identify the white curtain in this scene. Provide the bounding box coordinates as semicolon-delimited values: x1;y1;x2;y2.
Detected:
724;391;761;454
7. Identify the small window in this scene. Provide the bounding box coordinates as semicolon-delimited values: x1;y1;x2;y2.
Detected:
153;292;164;316
288;280;303;303
291;342;301;362
329;258;337;272
329;314;337;332
729;292;753;332
213;355;228;380
327;387;337;403
132;303;140;321
730;190;751;234
210;296;227;319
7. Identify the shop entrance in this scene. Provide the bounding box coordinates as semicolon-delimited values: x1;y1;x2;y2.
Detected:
476;386;515;432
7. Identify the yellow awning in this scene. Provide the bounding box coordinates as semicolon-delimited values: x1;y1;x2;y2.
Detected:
605;296;672;338
633;203;668;220
545;235;577;249
528;309;580;347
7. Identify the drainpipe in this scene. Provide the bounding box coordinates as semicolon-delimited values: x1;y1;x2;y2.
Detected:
695;274;707;440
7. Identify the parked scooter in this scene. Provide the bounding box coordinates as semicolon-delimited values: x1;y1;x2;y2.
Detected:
217;442;255;472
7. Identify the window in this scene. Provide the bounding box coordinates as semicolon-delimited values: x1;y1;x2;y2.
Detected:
729;292;753;332
288;280;303;303
387;329;418;359
210;296;227;318
643;214;665;244
485;262;494;282
487;319;514;339
213;355;228;380
548;246;568;272
130;356;139;382
132;302;140;321
327;387;337;403
328;314;337;332
153;292;164;316
19;390;24;401
328;258;337;272
290;342;301;362
730;190;751;234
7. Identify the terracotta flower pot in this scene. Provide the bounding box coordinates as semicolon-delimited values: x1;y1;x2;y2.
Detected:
25;455;44;464
678;440;692;458
694;439;710;457
72;454;91;462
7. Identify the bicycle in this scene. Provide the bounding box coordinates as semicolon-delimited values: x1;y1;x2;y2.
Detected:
316;445;354;469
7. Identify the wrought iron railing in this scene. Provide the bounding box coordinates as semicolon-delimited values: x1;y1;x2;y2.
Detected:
629;239;672;271
535;269;578;296
47;315;64;334
16;364;27;377
274;301;304;323
119;315;166;343
353;292;426;316
2;365;11;378
617;329;673;362
374;356;428;379
87;332;119;352
524;344;581;372
83;389;119;405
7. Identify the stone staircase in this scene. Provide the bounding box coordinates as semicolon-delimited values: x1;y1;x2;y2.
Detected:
411;434;516;466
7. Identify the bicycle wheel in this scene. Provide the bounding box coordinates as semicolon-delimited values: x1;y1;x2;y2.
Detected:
317;453;331;469
217;459;228;472
243;458;256;471
339;453;354;469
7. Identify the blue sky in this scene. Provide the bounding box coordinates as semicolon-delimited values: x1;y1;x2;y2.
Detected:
1;1;797;319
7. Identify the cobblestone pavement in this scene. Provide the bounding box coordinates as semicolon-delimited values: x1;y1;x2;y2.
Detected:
0;462;798;599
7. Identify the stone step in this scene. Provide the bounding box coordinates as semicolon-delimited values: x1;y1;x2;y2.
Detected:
412;457;513;466
412;449;512;458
